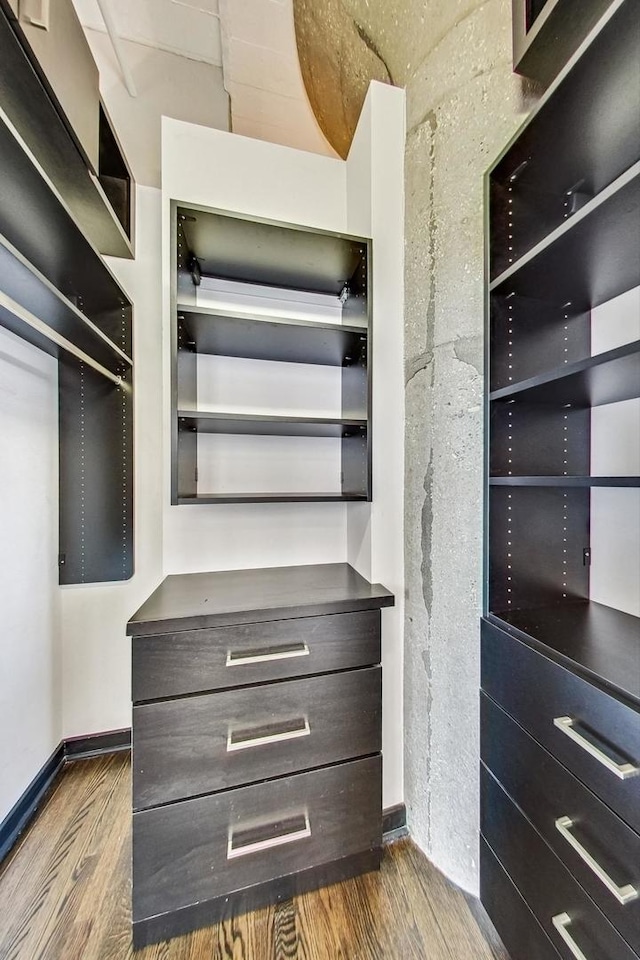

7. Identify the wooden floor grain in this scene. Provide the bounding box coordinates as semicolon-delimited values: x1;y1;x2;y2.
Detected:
0;754;507;960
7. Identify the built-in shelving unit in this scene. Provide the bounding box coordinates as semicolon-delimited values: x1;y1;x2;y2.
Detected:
0;5;134;584
171;203;371;503
482;3;640;956
486;0;640;685
0;1;134;257
511;0;617;86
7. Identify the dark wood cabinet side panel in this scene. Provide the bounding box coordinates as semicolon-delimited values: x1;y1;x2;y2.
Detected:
59;359;133;583
132;755;382;923
133;668;382;809
132;609;381;701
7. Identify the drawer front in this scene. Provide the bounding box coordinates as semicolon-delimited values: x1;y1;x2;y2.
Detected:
133;754;382;923
132;609;380;702
482;692;640;952
133;668;381;809
481;619;640;833
481;767;638;960
481;840;562;960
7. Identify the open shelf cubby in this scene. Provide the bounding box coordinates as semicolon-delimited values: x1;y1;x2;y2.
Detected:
171;203;372;503
486;0;640;698
500;0;640;274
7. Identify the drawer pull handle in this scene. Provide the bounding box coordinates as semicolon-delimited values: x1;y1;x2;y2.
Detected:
552;914;589;960
227;718;311;753
226;643;310;667
555;817;639;905
553;717;640;780
227;813;311;860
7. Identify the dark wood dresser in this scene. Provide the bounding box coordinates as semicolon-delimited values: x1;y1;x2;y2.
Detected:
127;562;394;948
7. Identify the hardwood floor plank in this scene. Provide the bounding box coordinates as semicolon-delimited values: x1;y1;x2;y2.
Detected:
0;755;507;960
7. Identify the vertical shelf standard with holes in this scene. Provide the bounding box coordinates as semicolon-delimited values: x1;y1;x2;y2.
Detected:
171;203;372;504
481;3;640;960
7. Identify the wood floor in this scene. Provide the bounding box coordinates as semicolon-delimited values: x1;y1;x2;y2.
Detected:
0;754;508;960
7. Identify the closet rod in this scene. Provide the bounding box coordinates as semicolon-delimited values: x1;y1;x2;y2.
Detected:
0;289;127;388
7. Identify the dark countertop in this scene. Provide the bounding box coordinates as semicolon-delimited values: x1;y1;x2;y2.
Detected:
128;562;394;636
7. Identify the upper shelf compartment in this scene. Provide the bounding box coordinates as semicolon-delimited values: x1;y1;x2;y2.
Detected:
177;305;367;367
490;162;640;310
0;3;134;258
176;205;368;309
0;106;132;356
492;0;640;277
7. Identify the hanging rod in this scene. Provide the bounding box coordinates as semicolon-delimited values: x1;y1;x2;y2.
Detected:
0;289;128;388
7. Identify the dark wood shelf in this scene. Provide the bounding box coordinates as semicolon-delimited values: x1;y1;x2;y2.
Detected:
177;304;367;367
488;602;640;706
178;208;367;296
511;0;616;86
127;562;394;636
0;9;132;259
0;232;132;377
177;492;368;504
0;105;132;339
490;476;639;487
177;411;366;438
490;162;640;309
490;340;640;405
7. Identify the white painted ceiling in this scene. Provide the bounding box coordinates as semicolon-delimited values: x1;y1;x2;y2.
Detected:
71;0;223;66
72;0;334;156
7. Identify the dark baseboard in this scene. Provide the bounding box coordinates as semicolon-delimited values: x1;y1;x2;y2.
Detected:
0;742;65;863
0;727;132;864
383;802;408;840
133;848;381;949
64;727;131;760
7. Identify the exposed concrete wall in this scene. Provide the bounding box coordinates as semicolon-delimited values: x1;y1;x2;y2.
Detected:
401;1;533;893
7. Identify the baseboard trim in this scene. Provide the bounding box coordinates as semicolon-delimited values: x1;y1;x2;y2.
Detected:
0;727;132;864
0;742;65;863
64;727;131;760
382;803;408;841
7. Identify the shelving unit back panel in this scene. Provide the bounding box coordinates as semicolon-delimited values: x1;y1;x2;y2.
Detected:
489;486;590;612
490;403;589;477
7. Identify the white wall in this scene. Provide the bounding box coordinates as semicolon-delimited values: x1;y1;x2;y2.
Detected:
60;186;164;738
0;329;60;822
84;29;230;187
161;117;348;576
346;83;406;808
162;84;406;806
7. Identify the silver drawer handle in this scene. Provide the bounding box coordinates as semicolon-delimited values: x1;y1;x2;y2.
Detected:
226;642;309;667
227;719;310;753
552;914;589;960
227;813;311;860
555;817;639;905
553;717;640;780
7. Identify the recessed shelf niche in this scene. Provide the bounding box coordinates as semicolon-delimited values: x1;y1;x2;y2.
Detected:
171;204;372;504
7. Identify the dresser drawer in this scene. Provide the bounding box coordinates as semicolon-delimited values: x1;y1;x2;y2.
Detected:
481;619;640;833
133;754;382;924
132;609;381;702
481;767;638;960
133;667;381;809
482;692;640;953
481;840;562;960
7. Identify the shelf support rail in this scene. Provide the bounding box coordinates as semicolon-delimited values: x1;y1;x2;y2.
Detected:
0;288;127;388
